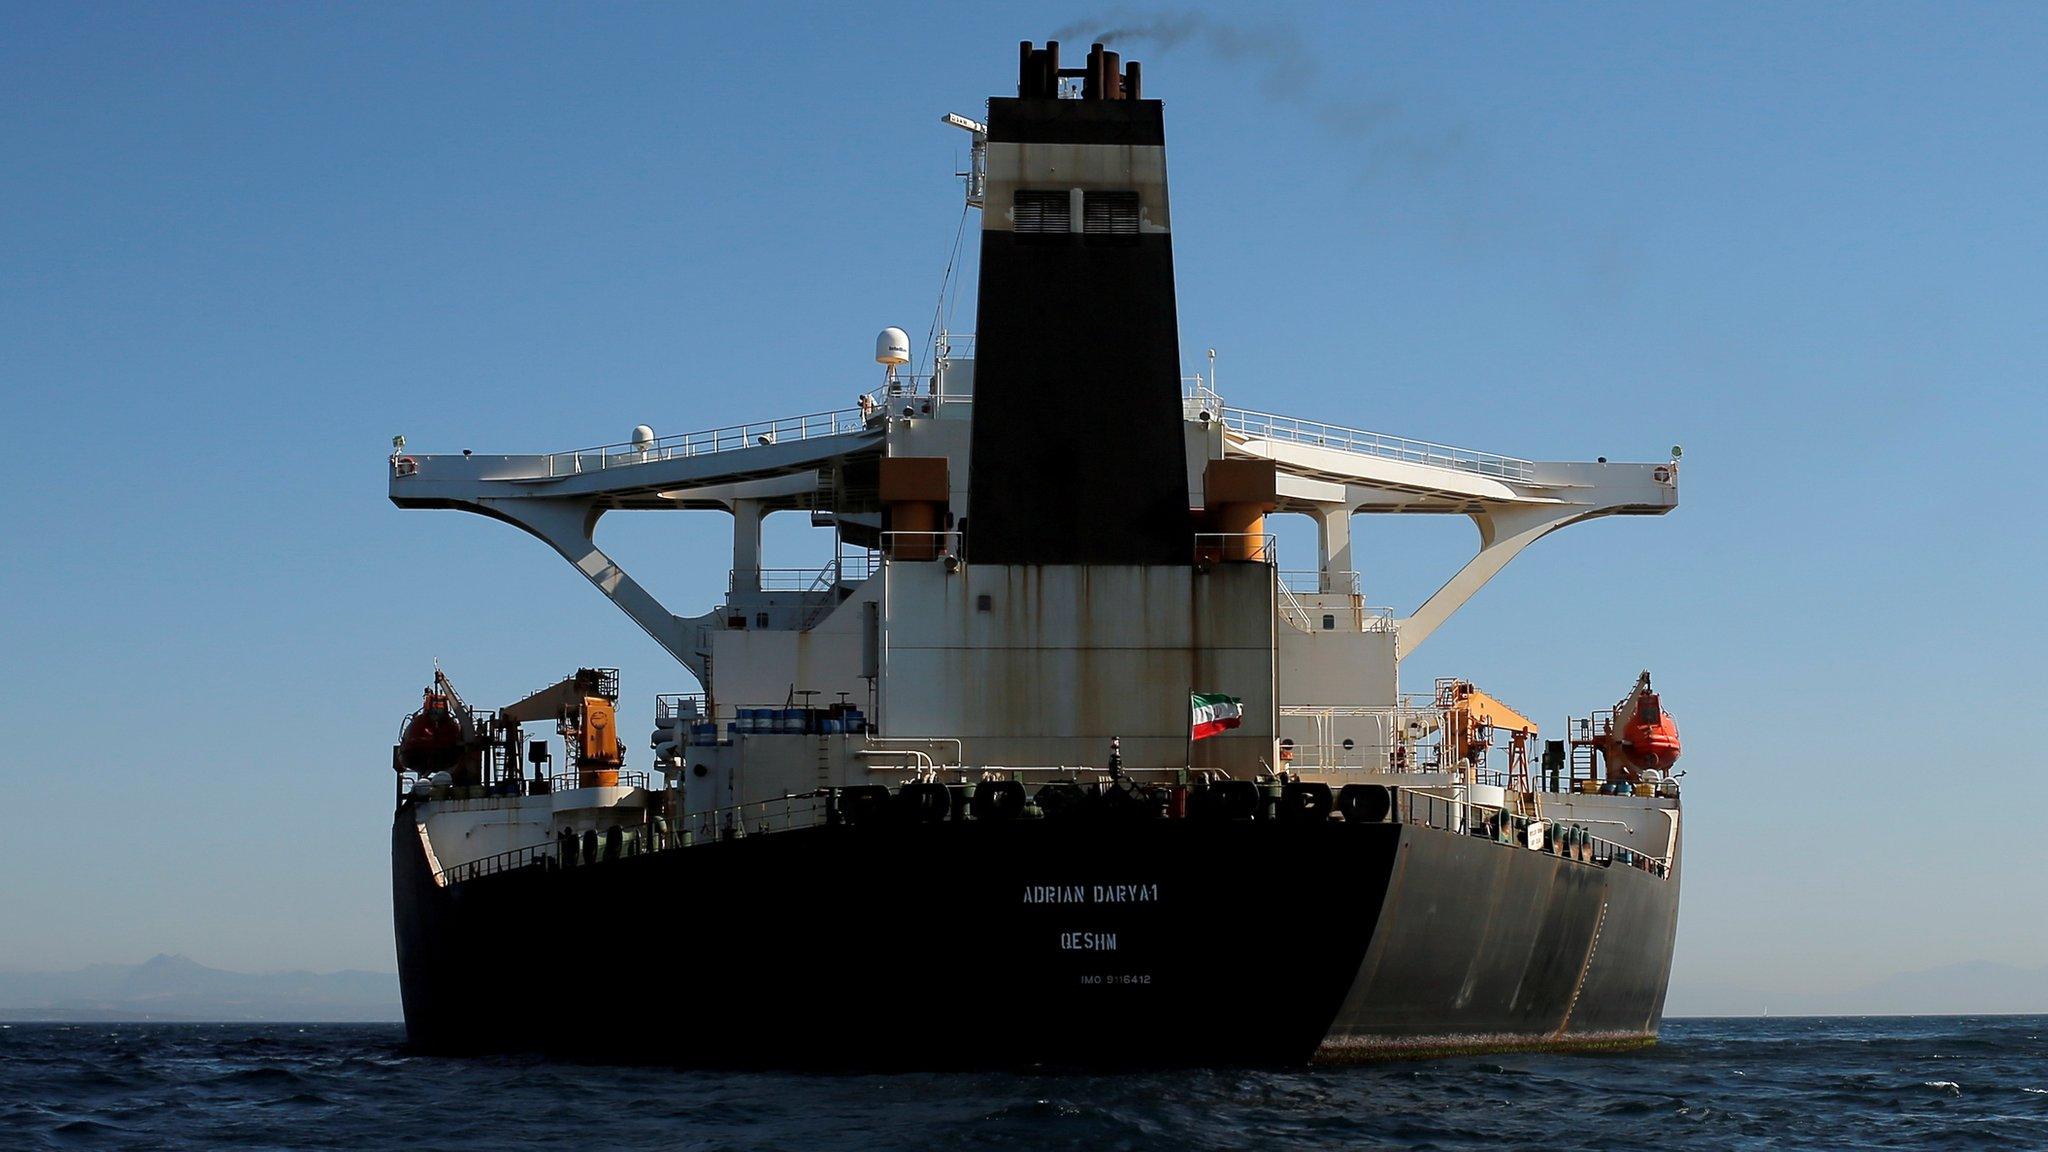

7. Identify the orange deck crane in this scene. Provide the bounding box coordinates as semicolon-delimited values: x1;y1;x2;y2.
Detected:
501;668;623;788
1435;678;1540;791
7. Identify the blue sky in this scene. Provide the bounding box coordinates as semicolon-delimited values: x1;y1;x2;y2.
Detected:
2;3;2043;1009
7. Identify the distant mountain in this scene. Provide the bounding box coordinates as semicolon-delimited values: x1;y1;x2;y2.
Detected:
8;953;2037;1022
1668;960;2048;1017
0;954;400;1022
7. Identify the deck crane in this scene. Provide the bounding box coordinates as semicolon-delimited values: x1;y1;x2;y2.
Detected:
1436;679;1540;791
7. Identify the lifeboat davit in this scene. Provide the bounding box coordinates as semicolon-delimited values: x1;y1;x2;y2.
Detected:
399;689;463;773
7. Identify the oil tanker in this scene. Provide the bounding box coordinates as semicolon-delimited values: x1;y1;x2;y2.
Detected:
386;40;1685;1067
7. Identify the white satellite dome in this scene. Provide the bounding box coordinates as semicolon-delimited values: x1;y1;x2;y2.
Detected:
630;424;655;451
875;327;911;367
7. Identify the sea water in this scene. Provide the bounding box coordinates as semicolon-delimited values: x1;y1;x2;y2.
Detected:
2;1015;2043;1150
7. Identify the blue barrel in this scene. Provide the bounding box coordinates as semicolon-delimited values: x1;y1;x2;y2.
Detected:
738;708;762;733
844;708;865;733
819;718;841;734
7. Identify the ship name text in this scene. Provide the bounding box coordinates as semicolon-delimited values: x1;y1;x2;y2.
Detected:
1020;883;1160;904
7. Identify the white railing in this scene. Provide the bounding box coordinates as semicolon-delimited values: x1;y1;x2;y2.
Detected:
939;331;975;360
685;791;832;843
430;782;1666;882
1280;569;1366;594
545;408;873;478
1193;532;1276;565
836;551;882;582
881;530;963;560
1275;598;1400;635
655;692;706;724
737;551;880;593
752;568;829;592
1276;580;1316;633
863;385;944;417
1282;704;1448;773
1399;788;1670;878
1221;407;1535;481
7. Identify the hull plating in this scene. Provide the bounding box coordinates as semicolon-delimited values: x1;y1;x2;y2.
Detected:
392;807;1678;1068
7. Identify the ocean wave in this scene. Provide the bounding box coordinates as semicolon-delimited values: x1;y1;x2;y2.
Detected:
0;1018;2044;1150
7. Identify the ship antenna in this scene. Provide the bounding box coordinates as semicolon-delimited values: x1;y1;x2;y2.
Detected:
918;112;986;381
915;200;972;385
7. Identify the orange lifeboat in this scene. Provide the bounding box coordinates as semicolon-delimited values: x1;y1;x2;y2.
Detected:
1619;701;1681;772
1599;671;1681;778
399;688;463;774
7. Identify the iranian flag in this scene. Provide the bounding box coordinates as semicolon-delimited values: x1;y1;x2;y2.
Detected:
1190;692;1243;740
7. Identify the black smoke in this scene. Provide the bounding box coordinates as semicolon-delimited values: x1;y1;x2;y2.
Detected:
1050;11;1466;179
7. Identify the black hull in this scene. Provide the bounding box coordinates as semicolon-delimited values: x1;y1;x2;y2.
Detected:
393;808;1679;1068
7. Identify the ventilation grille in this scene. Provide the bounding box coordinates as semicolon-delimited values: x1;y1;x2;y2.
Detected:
1013;190;1070;234
1083;191;1140;235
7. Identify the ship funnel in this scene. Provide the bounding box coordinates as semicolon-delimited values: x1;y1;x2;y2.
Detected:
966;41;1188;565
1016;40;1142;100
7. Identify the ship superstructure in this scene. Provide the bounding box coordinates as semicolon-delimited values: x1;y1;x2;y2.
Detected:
385;42;1684;1066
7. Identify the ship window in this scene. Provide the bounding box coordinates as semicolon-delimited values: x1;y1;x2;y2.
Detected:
1013;189;1070;234
976;594;993;612
1083;190;1140;235
1322;614;1336;630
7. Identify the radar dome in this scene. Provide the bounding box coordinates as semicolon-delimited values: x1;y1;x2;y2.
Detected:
631;425;655;450
875;327;911;367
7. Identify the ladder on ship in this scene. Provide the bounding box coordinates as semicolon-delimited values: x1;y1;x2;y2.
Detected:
1566;711;1612;788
